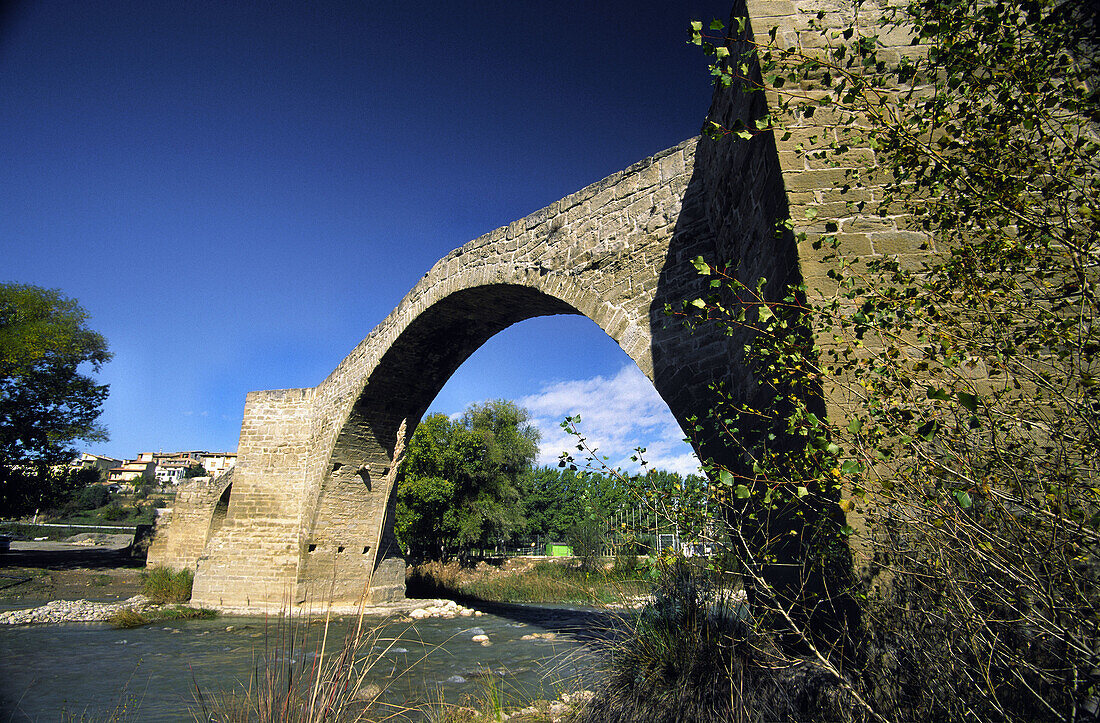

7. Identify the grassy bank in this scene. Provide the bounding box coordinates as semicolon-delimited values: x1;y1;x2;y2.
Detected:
109;565;216;628
111;603;218;628
407;557;651;606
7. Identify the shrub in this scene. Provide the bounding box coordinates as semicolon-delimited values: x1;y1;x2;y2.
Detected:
111;608;149;629
609;551;639;580
100;503;127;521
141;566;193;603
579;557;859;723
74;483;110;511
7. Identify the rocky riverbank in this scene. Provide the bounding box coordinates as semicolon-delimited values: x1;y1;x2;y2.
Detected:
0;594;156;624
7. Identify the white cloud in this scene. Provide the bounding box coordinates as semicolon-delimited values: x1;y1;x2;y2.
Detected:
519;364;701;477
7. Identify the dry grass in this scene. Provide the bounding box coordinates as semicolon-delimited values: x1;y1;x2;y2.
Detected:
408;559;649;605
188;610;430;723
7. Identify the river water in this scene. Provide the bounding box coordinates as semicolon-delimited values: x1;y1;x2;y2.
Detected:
0;601;623;721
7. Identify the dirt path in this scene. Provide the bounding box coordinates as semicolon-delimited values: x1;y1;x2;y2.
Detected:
0;540;145;604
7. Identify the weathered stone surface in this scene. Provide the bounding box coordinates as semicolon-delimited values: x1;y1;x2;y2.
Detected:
152;0;925;613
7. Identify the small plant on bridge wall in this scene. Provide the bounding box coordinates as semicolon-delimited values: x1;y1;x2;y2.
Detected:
683;1;1100;721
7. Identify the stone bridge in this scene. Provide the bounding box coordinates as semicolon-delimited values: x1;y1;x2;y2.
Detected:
149;0;927;612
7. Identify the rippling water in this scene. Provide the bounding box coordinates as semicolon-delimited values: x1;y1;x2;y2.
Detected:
0;602;623;721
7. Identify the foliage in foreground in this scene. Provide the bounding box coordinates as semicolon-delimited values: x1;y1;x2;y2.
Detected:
577;558;859;723
676;0;1100;720
189;614;432;723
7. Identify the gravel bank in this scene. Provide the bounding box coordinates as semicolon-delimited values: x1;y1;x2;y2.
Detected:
0;594;154;624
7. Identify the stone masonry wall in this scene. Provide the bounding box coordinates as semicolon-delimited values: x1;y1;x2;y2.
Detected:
189;388;316;611
146;469;233;571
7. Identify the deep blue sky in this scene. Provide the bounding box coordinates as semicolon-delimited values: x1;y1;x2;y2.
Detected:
1;1;725;473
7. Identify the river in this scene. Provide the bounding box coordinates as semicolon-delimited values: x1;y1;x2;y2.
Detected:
0;601;622;721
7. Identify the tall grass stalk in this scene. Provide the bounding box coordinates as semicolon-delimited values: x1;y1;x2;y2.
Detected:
188;605;431;723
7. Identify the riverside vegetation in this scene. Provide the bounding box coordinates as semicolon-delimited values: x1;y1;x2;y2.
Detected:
615;1;1100;721
407;557;653;606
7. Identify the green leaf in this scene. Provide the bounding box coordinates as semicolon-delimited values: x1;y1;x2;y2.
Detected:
847;417;863;434
691;255;712;275
954;490;972;509
797;486;809;498
709;19;725;30
715;46;730;59
691;298;707;309
916;419;938;441
926;387;951;401
957;391;978;412
735;484;752;499
719;469;735;487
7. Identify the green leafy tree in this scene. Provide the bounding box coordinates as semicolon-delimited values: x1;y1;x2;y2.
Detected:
0;283;111;516
395;475;458;560
396;400;540;558
567;517;606;572
72;478;110;510
183;464;207;479
519;466;585;540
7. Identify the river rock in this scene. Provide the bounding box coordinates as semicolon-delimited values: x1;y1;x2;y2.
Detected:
407;600;481;619
353;683;382;701
562;690;593;706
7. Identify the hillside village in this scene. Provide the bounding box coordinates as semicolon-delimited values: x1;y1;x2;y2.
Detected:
71;451;236;489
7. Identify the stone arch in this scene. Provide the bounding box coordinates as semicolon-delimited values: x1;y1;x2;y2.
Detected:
146;468;235;573
301;280;670;604
177;0;932;612
206;481;233;543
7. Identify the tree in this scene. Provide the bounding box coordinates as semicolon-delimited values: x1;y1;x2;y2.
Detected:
518;466;585;540
183;464;207;479
395;475;458;560
567;517;606;572
0;283;111;516
396;399;540;559
681;1;1100;720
